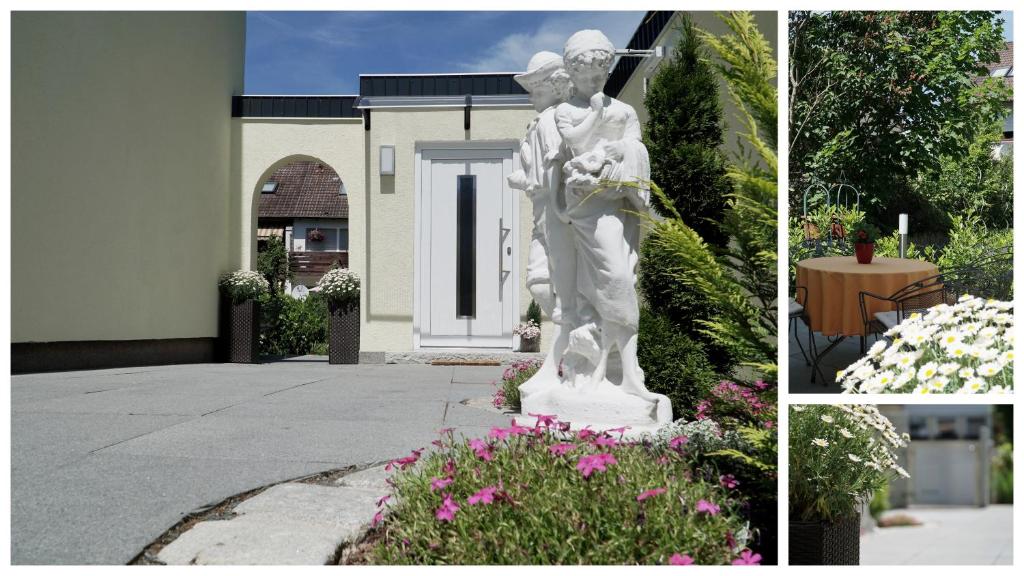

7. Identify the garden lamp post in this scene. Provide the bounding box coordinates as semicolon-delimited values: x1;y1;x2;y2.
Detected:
898;213;908;258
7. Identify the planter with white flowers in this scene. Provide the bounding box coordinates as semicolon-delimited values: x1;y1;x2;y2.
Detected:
514;320;541;353
789;404;910;565
317;267;360;364
218;270;269;363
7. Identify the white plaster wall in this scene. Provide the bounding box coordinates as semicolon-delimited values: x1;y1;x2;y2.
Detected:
12;12;245;342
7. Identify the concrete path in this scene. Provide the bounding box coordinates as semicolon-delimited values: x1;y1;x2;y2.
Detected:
861;506;1014;565
11;358;510;564
789;326;868;394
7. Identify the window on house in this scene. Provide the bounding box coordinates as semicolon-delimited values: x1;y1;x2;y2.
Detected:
339;228;349;251
262;181;278;193
456;175;476;318
306;228;338;250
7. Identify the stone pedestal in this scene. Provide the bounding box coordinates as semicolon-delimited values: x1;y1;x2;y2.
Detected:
521;379;671;435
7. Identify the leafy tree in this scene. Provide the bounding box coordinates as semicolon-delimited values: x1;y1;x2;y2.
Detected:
644;14;731;248
789;11;1011;230
257;235;291;293
642;11;778;380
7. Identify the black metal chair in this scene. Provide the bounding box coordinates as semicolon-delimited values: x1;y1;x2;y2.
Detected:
790;286;812;366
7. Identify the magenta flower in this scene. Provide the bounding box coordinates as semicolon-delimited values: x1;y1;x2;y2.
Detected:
669;553;695;565
489;426;511;440
636;487;667;502
577;428;596;441
371;510;383;527
502;367;515;380
696;499;720;516
528;413;557;427
385;448;423;471
435;493;460;522
669;435;689;450
593;436;618;448
719;474;739;489
576;453;618;478
468;438;494;461
442;459;457;477
467;485;499;505
491;389;505;409
557;421;571;432
548;443;576;456
763;420;774;429
507;419;532;436
430;476;454;492
732;549;762;565
375;495;391;507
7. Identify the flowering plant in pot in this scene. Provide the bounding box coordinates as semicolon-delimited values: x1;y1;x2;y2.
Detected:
218;270;269;363
789;404;910;565
852;223;879;264
513;319;541;352
307;228;326;242
316;266;360;364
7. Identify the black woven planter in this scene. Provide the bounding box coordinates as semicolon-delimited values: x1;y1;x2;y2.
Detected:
789;515;860;565
329;301;360;364
224;298;260;364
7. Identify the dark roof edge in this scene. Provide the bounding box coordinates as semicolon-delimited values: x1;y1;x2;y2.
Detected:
605;11;675;98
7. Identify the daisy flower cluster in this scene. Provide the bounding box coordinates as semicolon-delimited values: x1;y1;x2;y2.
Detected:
316;266;360;306
218;270;269;303
370;416;758;565
790;404;909;523
838;295;1014;394
513;319;541;340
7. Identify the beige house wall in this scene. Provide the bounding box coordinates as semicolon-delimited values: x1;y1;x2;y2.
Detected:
11;12;245;343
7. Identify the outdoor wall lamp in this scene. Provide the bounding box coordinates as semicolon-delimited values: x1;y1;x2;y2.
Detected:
380;145;395;176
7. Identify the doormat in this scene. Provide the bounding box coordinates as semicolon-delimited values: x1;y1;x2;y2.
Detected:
430;359;501;366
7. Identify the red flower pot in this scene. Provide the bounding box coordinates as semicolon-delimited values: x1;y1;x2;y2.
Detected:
855;242;875;264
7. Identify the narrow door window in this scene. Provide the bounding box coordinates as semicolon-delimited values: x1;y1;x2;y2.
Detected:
456;175;476;317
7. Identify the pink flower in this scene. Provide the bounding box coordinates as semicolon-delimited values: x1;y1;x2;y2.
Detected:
375;495;391;507
442;459;457;477
719;474;739;489
491;390;505;409
763;420;774;429
430;476;454;492
371;510;383;527
669;435;689;450
468;438;494;461
502;367;515;380
605;425;630;438
548;443;576;456
385;448;423;471
577;428;596;441
435;493;460;522
557;421;571;432
636;487;667;502
732;549;762;565
576;453;618;478
669;553;695;565
593;436;618;449
657;456;670;465
507;419;532;436
467;485;499;505
528;413;557;427
696;499;720;516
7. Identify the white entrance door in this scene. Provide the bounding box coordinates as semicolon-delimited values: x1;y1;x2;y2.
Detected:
419;147;516;347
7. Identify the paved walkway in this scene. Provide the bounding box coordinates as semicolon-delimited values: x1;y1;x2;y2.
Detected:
11;359;510;564
861;506;1014;565
789;326;867;394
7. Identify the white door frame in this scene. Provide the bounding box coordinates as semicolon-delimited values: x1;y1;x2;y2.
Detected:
413;140;520;349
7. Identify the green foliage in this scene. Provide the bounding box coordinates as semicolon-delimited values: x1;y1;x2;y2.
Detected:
636;307;720;420
642;12;778;380
851;222;880;244
256;236;291;293
259;292;328;356
638;231;734;372
371;425;757;565
869;483;890;520
992;442;1013;504
789;11;1011;231
526;299;542;326
644;14;731;247
936;212;1013;275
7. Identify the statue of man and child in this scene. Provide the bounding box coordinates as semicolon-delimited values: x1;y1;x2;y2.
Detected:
507;30;671;432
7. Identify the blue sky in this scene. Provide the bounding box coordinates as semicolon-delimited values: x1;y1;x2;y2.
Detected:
244;11;646;94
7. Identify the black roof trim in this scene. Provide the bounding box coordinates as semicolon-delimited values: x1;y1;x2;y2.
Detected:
359;74;526;97
232;95;361;118
605;11;675;98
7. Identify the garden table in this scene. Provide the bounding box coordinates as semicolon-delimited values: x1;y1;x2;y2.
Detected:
795;256;938;383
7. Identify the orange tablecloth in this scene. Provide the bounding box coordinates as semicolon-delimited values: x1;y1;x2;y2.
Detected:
796;256;939;337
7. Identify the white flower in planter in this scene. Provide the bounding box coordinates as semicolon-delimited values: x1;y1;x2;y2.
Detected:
219;270;269;303
316;267;360;306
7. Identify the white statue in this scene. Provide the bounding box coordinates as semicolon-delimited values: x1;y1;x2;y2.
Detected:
518;31;672;433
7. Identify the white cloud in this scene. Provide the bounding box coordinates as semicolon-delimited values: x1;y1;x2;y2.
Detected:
459;12;648;73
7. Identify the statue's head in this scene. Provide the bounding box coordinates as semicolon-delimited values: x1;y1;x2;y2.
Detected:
563;30;615;97
514;51;572;112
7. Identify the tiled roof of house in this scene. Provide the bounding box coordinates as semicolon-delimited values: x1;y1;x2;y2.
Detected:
982;41;1013;89
258;161;348;219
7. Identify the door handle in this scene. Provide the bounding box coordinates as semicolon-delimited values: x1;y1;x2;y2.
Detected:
498;217;511;300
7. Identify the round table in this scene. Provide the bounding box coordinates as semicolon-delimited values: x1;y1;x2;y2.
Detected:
796;256;939;337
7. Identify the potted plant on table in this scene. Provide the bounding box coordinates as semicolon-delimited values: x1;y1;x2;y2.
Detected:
218;270;269;363
316;266;360;364
789;404;910;565
852;223;879;264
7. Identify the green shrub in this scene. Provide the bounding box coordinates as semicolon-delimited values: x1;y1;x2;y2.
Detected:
639;233;733;373
260;292;328;356
492;359;540;412
526;299;542;325
370;422;760;565
869;482;890;520
637;308;720;420
992;442;1013;504
257;236;291;293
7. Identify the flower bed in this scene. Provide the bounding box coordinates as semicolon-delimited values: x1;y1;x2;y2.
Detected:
492;359;541;412
838;295;1014;394
790;404;909;523
369;417;760;565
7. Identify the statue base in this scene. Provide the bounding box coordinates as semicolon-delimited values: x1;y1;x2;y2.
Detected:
520;379;672;437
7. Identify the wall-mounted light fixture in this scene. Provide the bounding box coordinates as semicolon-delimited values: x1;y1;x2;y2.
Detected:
380;145;395;176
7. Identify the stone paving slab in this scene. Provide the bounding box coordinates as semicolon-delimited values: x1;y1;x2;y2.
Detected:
861;506;1013;565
